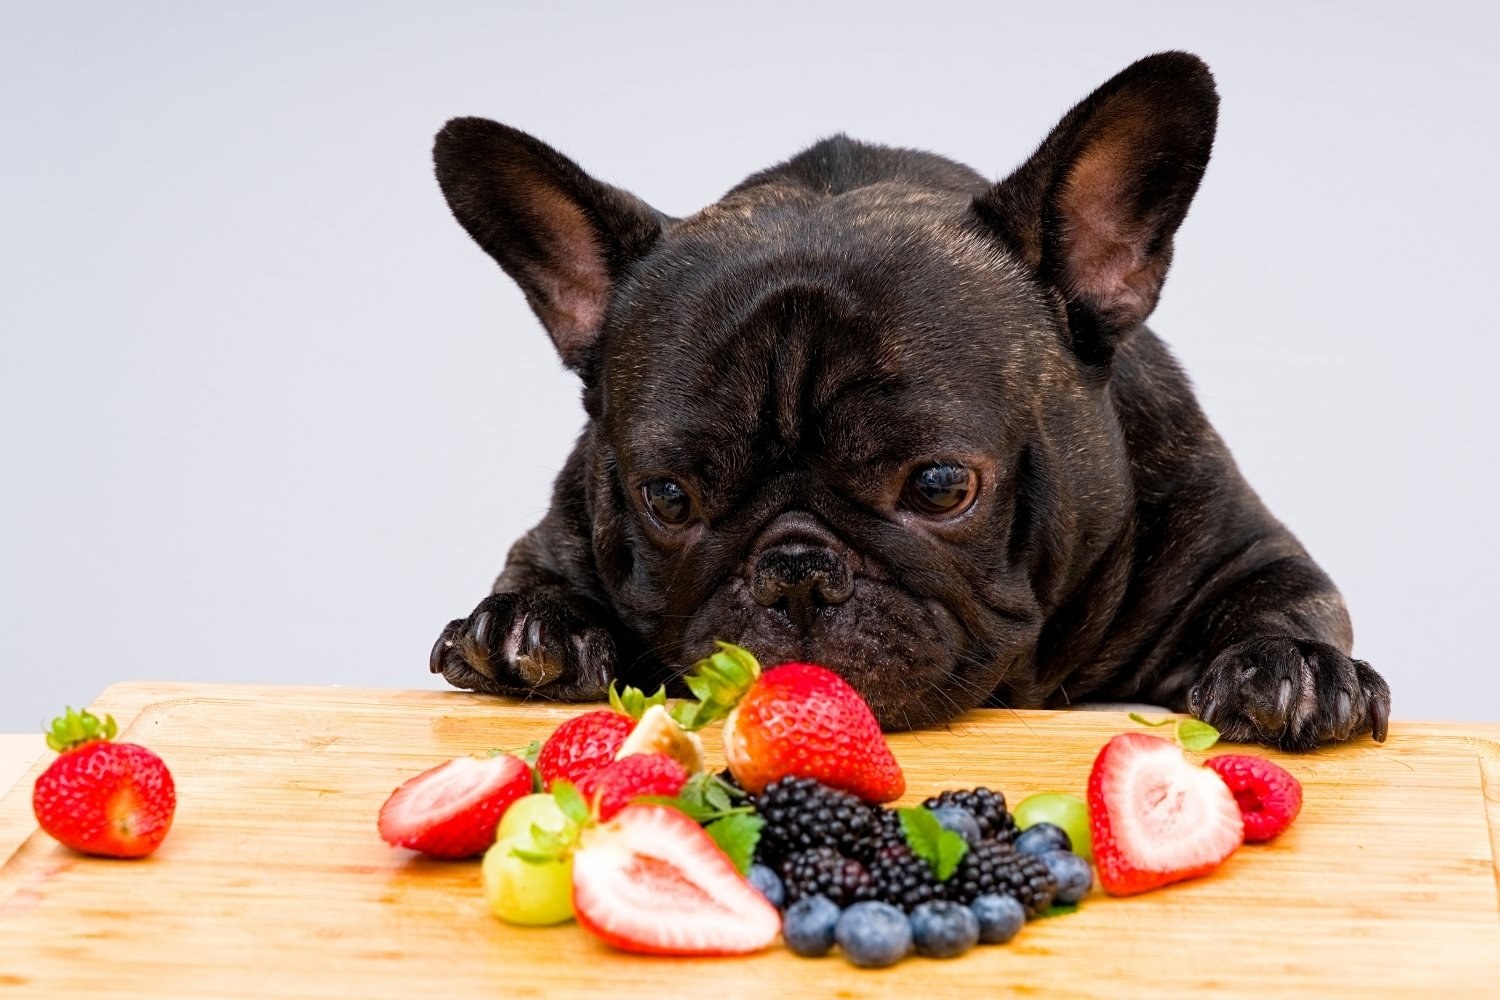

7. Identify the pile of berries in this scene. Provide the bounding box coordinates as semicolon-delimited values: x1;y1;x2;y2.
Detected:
744;776;1095;966
370;639;1307;966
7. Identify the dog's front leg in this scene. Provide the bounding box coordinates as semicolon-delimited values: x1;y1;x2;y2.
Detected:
1169;556;1391;750
429;527;622;702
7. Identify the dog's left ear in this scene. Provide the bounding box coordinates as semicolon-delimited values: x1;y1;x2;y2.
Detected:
974;52;1218;366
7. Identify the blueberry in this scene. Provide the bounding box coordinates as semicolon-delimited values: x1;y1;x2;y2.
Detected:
1015;821;1071;856
782;895;841;957
928;805;982;847
970;894;1025;944
908;900;980;958
834;901;912;968
1041;850;1093;904
747;863;785;909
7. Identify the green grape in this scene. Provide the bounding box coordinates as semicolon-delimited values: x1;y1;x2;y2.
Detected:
496;793;573;843
1013;793;1093;862
482;830;575;926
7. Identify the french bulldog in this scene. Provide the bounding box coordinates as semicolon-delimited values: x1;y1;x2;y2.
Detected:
427;51;1390;750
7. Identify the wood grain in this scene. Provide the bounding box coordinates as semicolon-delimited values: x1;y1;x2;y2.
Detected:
1;682;1497;999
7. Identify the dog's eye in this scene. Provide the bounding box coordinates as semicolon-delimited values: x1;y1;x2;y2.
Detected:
642;479;693;526
903;463;977;518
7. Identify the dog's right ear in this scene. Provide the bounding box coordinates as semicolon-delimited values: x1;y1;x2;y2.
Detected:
434;118;667;372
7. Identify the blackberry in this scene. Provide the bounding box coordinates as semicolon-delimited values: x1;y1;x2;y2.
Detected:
944;839;1057;916
850;805;904;862
866;840;944;911
922;788;1018;845
780;847;877;907
754;776;876;864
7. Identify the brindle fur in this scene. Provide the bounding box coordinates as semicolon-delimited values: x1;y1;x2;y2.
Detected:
428;52;1390;750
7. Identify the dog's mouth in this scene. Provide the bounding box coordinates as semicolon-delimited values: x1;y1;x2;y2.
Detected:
672;577;1009;731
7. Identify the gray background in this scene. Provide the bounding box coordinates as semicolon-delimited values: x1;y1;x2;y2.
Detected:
2;2;1496;733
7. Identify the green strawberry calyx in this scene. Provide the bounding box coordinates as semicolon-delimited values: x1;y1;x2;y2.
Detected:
607;682;668;721
668;641;763;732
44;706;118;753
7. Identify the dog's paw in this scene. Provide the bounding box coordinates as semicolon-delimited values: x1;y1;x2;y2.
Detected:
1186;637;1390;751
429;590;616;701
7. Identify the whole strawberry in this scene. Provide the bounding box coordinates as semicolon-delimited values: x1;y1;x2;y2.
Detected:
32;707;176;859
536;710;634;789
672;643;905;803
575;752;689;820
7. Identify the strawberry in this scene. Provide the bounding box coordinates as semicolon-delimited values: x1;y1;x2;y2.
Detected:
535;684;671;789
32;706;176;859
1088;732;1244;896
536;711;633;788
575;753;689;820
571;803;781;955
1205;754;1303;842
671;643;904;802
378;753;532;858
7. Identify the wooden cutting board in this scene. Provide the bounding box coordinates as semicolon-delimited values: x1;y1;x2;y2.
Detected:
1;682;1497;999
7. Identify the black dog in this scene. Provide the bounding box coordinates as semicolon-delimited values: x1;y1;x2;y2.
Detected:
428;52;1389;751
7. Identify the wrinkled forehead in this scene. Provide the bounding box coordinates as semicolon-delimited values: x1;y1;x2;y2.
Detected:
600;190;1058;473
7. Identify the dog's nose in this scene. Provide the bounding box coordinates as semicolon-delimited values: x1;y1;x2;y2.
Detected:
750;544;854;628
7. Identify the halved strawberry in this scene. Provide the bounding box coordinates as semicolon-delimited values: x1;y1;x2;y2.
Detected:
378;753;532;858
571;803;780;955
575;753;689;821
1088;732;1244;896
1205;754;1303;842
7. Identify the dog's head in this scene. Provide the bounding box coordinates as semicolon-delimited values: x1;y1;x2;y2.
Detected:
434;53;1218;728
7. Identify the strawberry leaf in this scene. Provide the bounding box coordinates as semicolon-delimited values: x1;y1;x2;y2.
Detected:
552;780;591;826
1176;718;1221;752
1037;902;1080;919
898;807;969;881
704;780;733;813
705;813;764;875
1128;712;1173;728
639;772;752;823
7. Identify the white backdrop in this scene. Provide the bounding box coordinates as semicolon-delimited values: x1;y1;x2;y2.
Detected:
2;1;1496;732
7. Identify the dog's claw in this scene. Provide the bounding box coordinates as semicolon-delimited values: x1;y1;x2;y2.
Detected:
1370;689;1390;743
470;609;494;651
1332;689;1354;740
1274;678;1294;720
430;620;463;674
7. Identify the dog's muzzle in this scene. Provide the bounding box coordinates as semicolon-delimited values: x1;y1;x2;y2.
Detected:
749;544;854;628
